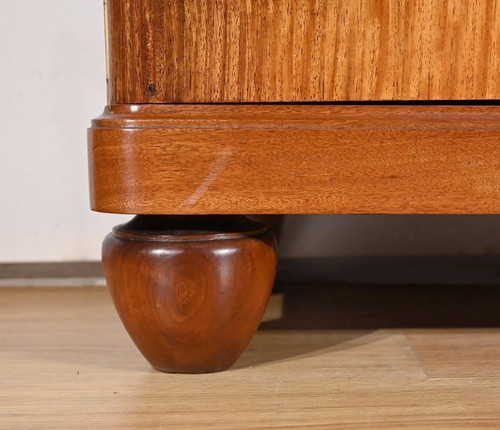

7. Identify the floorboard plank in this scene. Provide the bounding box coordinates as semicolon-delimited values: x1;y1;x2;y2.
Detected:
1;286;500;428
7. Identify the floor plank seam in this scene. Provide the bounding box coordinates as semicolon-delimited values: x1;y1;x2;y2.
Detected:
402;333;431;381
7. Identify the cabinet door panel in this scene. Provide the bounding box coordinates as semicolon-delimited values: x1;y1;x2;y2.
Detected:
107;0;500;103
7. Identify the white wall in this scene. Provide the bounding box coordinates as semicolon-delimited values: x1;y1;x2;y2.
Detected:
1;1;499;263
0;1;130;262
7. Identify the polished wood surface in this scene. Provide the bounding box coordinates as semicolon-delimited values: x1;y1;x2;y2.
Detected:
106;0;500;103
102;216;277;373
89;104;500;215
2;284;500;428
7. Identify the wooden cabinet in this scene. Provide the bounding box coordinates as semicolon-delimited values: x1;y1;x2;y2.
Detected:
89;0;500;373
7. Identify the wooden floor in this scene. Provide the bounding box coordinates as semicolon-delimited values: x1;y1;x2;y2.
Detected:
2;281;500;429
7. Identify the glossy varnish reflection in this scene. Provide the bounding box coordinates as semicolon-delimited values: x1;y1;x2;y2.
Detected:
102;216;278;373
89;104;500;215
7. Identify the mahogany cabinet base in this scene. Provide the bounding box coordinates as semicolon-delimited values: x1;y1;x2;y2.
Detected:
89;104;500;215
102;215;278;373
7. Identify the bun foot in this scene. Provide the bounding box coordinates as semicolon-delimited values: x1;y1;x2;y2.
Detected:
102;215;278;373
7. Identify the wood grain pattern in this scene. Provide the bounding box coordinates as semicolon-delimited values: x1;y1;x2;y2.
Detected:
89;104;500;215
102;215;277;373
3;285;500;428
106;0;500;103
405;329;500;379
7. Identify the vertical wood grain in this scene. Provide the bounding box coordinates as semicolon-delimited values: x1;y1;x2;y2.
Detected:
106;0;500;103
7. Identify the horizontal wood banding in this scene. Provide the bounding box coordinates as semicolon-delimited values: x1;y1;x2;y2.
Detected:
107;0;500;103
89;104;500;215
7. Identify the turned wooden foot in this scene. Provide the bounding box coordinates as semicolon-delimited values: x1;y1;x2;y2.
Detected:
102;215;278;373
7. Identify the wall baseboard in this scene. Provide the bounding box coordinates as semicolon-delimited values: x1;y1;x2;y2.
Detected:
1;256;500;287
0;262;102;280
277;256;500;286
